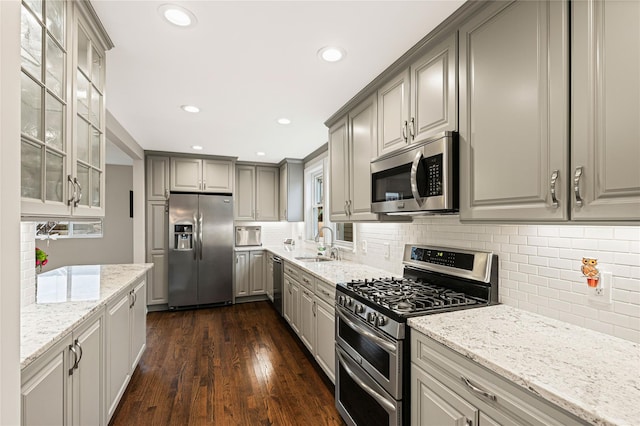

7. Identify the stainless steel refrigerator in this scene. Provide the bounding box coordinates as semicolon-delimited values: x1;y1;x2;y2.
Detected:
168;193;233;308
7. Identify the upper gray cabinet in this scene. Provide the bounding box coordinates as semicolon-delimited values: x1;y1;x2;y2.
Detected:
459;0;569;221
329;94;380;222
235;164;279;221
146;155;169;200
571;0;640;221
279;160;304;222
377;33;457;157
21;0;112;217
170;157;233;193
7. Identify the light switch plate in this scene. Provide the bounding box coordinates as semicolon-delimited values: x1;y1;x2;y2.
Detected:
384;243;390;259
360;240;367;254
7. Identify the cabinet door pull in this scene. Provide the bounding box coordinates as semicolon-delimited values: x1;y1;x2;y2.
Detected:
574;166;584;206
312;301;316;316
347;200;352;216
461;376;496;401
409;117;415;139
69;344;79;375
344;201;348;216
73;177;82;207
550;169;559;208
67;175;76;206
402;120;408;142
75;339;83;367
164;189;169;200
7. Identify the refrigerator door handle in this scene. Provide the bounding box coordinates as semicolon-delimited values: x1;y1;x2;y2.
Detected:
193;214;198;260
199;213;204;260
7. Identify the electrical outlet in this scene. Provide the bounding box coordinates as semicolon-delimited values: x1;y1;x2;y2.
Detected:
588;271;612;305
384;243;390;259
360;240;367;254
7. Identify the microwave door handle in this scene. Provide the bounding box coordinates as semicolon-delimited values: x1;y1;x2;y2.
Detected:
337;308;396;353
336;348;397;413
410;150;424;206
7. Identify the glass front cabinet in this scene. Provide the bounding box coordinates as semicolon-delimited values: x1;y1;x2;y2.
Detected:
20;0;112;217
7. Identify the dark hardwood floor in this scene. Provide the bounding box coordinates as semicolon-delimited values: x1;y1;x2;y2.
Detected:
110;301;345;426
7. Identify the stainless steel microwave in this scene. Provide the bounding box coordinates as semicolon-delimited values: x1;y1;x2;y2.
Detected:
370;131;458;214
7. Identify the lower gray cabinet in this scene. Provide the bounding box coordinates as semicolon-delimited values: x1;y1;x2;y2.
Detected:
234;250;266;298
106;277;146;422
21;310;105;426
314;297;335;383
411;330;584;426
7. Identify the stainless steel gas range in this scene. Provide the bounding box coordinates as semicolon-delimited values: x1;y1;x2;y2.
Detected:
334;245;498;426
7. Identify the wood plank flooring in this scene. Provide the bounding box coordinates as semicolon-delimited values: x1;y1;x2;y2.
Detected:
110;301;345;426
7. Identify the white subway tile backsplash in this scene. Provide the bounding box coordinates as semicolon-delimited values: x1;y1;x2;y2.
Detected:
354;218;640;343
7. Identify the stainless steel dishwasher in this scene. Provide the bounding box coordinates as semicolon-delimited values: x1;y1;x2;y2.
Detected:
272;255;283;315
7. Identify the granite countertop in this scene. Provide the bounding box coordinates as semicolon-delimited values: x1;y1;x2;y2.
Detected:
264;244;398;285
408;304;640;426
21;263;153;370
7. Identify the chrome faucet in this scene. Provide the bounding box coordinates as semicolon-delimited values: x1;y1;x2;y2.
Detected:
314;226;340;260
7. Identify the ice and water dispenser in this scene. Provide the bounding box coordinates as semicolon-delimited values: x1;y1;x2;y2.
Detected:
173;224;193;250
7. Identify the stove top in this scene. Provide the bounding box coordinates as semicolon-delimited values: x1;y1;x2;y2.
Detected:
341;277;482;316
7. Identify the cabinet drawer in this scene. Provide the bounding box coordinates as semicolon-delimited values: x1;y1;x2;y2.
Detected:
284;263;300;280
300;272;314;292
315;279;335;306
411;331;585;426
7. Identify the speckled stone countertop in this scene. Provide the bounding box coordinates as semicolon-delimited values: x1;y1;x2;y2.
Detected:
408;304;640;426
264;245;398;285
21;263;152;370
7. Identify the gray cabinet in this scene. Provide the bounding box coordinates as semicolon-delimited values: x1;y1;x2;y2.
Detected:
170;157;233;193
146;200;168;306
145;154;169;307
283;272;300;334
234;251;250;297
411;329;584;426
106;277;146;423
314;279;336;383
21;336;70;426
377;32;457;157
234;164;279;221
146;155;170;201
459;0;569;221
571;0;640;221
234;250;265;298
21;309;105;426
300;287;315;352
279;160;304;221
20;0;111;217
329;94;379;222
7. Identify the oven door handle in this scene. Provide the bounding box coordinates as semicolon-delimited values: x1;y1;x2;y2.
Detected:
337;308;397;353
410;150;424;207
337;348;397;413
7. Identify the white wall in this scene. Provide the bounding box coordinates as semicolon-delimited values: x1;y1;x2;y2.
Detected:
0;0;22;422
342;217;640;343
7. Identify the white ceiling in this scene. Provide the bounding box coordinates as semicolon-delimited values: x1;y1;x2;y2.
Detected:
94;0;466;164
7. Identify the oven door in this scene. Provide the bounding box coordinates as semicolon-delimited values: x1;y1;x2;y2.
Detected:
336;346;402;426
335;305;402;398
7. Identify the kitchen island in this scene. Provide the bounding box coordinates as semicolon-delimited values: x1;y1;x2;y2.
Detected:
20;263;152;426
409;304;640;426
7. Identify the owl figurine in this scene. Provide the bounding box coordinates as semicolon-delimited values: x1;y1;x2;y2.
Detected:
581;257;600;278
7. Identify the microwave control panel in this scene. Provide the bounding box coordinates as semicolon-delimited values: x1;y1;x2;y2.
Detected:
425;154;443;196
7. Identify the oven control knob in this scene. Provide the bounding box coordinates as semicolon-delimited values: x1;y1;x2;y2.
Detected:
375;316;387;327
347;298;354;308
367;312;376;323
355;304;364;314
338;295;345;306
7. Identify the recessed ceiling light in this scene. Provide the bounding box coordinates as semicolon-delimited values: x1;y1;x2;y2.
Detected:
181;105;200;113
277;118;291;125
191;145;203;150
318;46;346;63
256;151;266;157
159;4;197;28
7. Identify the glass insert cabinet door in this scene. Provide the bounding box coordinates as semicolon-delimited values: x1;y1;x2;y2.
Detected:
20;0;110;217
20;0;68;211
72;18;105;214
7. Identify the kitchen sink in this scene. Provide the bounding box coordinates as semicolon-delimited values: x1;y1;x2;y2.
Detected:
294;256;333;262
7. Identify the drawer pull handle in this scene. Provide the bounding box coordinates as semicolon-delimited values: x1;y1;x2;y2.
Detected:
461;376;496;401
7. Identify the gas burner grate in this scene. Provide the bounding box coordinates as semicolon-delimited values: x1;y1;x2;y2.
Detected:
345;277;480;314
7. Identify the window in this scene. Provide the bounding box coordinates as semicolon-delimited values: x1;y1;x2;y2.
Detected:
304;156;355;249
